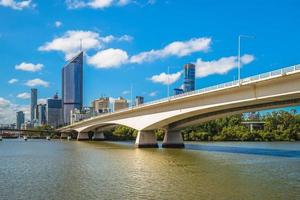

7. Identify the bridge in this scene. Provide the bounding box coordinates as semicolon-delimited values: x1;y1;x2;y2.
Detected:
58;64;300;148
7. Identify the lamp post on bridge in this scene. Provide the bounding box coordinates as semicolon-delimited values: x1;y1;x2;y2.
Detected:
238;35;254;84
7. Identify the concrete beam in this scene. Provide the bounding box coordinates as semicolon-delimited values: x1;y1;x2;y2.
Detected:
162;129;185;148
77;132;89;141
135;130;158;148
92;132;105;141
60;132;69;139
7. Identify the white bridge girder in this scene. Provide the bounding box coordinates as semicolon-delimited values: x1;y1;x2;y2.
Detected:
58;68;300;147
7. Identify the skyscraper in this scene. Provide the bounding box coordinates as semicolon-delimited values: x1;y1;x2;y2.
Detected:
31;88;37;122
46;93;63;128
183;63;196;92
62;52;83;125
37;104;47;126
16;111;25;129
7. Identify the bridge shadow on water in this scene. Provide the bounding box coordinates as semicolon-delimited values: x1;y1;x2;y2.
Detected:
184;143;300;158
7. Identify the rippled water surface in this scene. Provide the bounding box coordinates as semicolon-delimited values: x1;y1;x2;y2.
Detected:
0;140;299;200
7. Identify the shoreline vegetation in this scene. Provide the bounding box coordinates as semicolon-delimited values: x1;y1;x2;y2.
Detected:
5;110;300;142
104;110;300;142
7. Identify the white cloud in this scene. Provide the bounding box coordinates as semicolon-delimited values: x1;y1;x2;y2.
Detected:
0;0;32;10
25;78;49;87
122;90;130;95
17;92;30;99
130;37;211;64
195;54;255;78
241;54;255;65
15;62;43;72
66;0;131;9
87;48;129;69
149;71;182;85
55;21;62;28
0;97;29;124
149;91;157;97
38;30;132;60
8;78;18;84
38;98;47;104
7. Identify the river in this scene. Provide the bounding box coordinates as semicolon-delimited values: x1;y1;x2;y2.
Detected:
0;139;299;200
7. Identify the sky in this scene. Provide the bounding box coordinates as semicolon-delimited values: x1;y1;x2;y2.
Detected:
0;0;300;124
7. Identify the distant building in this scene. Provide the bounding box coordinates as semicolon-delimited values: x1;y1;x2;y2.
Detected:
31;88;37;122
62;52;83;125
174;88;184;95
183;63;196;92
70;107;93;124
92;97;110;114
37;104;47;126
21;121;32;130
135;96;144;106
113;97;129;112
241;121;265;133
47;93;63;128
16;111;25;129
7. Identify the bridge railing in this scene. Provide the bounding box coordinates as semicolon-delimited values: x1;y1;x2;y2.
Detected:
67;64;300;127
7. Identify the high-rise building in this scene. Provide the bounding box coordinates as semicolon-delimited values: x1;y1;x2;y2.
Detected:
113;97;129;112
16;111;25;129
135;96;144;106
37;104;47;126
183;63;196;92
47;93;63;128
92;97;110;114
31;88;37;122
62;52;83;125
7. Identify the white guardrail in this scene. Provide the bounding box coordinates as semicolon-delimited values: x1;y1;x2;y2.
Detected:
67;64;300;127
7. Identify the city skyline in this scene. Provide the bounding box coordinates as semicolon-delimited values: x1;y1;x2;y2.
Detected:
1;0;300;124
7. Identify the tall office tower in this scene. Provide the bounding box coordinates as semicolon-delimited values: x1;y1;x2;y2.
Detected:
37;104;47;126
31;88;37;122
113;97;129;112
92;97;110;114
16;111;25;129
135;96;144;106
62;52;83;125
183;63;196;92
47;93;63;128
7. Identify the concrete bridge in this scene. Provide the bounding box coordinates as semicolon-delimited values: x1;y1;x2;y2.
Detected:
58;64;300;148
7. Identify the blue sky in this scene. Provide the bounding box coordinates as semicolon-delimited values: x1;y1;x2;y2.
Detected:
0;0;300;123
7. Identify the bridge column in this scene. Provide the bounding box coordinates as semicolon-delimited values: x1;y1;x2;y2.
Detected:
92;131;105;141
77;132;89;141
135;130;158;148
60;132;68;139
162;129;185;148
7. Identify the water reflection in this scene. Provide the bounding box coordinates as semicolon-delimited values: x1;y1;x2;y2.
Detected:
0;140;299;200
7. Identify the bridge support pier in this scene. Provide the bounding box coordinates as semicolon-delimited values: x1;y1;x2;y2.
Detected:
135;130;158;148
162;129;185;148
77;132;89;141
60;132;68;139
92;132;105;141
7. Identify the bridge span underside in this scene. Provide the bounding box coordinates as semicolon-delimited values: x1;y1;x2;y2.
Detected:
58;68;300;148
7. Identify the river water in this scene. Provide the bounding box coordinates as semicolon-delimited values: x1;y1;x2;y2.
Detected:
0;140;299;200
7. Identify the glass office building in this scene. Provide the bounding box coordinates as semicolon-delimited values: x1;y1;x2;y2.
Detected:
47;93;63;128
16;111;25;129
37;104;47;126
183;63;196;92
31;88;37;122
62;52;83;125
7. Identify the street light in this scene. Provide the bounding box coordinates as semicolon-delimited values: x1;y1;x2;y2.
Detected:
238;35;254;83
167;66;170;98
